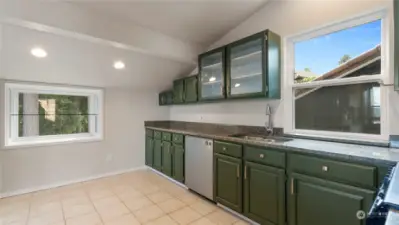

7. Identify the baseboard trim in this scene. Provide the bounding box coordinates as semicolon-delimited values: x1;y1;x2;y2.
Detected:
1;166;147;198
217;203;260;225
146;166;188;189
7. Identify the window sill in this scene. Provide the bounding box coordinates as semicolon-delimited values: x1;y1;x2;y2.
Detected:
3;135;103;150
284;132;389;147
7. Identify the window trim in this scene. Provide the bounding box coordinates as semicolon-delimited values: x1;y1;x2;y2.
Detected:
4;83;104;148
283;9;390;142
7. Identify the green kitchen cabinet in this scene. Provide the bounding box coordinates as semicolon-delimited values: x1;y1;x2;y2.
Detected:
153;139;163;171
198;47;226;101
145;136;154;167
173;78;185;104
159;91;173;106
287;173;375;225
226;30;281;99
214;153;243;213
244;161;285;225
395;0;399;90
172;144;185;183
184;75;198;103
162;141;173;176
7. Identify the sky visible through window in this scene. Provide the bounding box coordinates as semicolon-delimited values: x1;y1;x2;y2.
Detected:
294;20;381;76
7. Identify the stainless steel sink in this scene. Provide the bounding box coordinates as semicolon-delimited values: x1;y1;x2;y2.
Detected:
229;134;292;143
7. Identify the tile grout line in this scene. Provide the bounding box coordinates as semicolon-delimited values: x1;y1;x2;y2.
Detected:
83;186;106;225
60;195;67;225
24;198;32;225
109;183;140;223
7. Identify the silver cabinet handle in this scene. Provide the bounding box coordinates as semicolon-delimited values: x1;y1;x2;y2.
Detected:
322;166;328;172
259;154;264;159
222;147;227;151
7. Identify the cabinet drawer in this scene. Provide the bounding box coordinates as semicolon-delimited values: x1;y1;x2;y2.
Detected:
146;129;153;137
214;141;242;158
288;154;377;188
172;133;184;144
244;146;285;168
154;131;162;139
162;132;172;141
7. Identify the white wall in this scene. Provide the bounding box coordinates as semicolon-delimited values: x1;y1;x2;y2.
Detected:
171;0;397;134
0;82;169;195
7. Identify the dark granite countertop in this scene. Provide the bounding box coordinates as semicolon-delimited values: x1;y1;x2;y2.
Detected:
145;121;399;165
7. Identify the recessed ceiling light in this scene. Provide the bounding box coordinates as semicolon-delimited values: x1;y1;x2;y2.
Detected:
209;77;216;82
113;61;125;70
235;83;240;87
30;47;47;58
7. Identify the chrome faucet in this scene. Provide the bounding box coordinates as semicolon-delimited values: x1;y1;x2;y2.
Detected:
265;104;273;135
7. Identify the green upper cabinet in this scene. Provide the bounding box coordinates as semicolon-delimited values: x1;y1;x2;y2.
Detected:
198;47;226;101
173;78;185;104
287;173;375;225
395;0;399;90
226;30;281;99
184;75;198;103
244;161;285;225
159;91;173;106
214;153;243;213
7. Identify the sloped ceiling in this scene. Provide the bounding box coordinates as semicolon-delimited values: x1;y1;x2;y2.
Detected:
0;24;191;89
74;0;268;47
0;0;269;90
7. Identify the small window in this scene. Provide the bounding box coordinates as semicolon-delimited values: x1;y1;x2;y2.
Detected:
5;83;103;147
286;11;387;140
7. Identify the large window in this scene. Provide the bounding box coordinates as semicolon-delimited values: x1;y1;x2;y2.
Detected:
285;11;388;141
5;83;103;147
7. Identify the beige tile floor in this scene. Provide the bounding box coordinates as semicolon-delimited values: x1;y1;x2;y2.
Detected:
0;169;252;225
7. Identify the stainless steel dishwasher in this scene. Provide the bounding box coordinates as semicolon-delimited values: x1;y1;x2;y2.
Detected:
185;136;214;200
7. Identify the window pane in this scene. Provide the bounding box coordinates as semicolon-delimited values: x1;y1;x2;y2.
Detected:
294;20;381;83
200;52;224;99
229;38;263;95
295;82;380;134
16;93;91;137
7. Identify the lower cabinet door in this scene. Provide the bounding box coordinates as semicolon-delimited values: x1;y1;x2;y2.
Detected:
153;139;163;171
172;145;185;183
288;173;375;225
162;141;173;176
214;153;243;213
145;136;154;167
244;161;285;225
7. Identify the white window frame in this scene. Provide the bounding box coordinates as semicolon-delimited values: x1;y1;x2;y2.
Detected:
4;83;104;148
283;9;390;142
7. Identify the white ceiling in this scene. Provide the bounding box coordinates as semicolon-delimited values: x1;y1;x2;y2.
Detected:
0;24;191;89
73;0;268;46
0;0;269;90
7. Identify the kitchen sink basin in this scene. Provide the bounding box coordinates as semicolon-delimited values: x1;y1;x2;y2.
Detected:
229;134;292;143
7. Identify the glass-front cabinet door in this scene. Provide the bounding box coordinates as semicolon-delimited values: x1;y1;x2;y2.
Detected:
226;30;281;99
198;48;226;100
227;35;264;97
